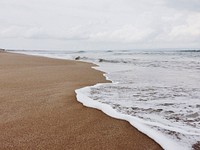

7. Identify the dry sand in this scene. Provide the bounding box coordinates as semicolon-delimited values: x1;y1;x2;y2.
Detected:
0;52;162;150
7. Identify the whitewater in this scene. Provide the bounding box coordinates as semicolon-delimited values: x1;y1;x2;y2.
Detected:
10;50;200;150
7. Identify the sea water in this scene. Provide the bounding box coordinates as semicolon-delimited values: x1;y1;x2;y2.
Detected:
11;50;200;150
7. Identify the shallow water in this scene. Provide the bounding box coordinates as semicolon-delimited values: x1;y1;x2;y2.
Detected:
11;50;200;150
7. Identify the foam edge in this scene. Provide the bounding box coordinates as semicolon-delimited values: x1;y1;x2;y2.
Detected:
75;84;185;150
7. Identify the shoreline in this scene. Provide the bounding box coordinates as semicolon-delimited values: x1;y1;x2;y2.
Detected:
0;52;162;149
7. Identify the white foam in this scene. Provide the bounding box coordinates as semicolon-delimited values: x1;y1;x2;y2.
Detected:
75;85;186;150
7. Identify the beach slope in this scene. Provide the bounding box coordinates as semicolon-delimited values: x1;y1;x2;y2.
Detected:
0;52;162;149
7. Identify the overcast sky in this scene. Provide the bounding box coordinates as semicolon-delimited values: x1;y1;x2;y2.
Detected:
0;0;200;50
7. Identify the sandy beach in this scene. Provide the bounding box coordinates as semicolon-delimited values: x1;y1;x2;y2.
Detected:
0;52;162;150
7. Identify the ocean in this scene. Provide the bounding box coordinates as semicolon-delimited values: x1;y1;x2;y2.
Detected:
10;49;200;150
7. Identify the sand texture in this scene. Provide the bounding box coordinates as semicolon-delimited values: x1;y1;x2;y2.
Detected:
0;52;162;150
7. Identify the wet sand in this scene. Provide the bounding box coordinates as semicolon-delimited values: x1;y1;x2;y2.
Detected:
0;52;162;150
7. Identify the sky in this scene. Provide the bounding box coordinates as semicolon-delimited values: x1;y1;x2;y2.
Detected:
0;0;200;50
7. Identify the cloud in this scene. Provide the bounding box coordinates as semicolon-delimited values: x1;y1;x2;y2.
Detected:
89;25;155;43
0;0;200;50
152;13;200;44
165;0;200;12
0;25;90;40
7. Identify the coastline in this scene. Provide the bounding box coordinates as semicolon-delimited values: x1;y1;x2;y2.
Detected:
0;52;162;149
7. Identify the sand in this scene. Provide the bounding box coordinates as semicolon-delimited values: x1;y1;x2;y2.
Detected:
0;52;162;150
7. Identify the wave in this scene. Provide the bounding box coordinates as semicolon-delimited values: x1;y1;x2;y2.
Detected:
75;84;188;150
179;50;200;53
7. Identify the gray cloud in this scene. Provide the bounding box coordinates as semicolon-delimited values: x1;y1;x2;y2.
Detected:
165;0;200;12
